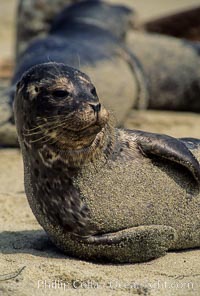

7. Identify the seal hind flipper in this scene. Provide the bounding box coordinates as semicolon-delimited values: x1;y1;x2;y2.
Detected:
131;130;200;185
67;225;176;263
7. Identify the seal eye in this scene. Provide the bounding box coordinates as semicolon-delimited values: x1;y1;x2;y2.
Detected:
91;87;97;97
52;90;69;98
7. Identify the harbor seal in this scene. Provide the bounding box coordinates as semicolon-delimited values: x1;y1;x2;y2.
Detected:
14;63;200;263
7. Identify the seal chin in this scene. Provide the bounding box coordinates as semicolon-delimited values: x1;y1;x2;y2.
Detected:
55;104;110;150
65;119;103;134
55;122;106;151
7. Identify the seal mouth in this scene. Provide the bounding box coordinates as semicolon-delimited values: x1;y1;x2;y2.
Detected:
65;120;104;133
60;105;109;134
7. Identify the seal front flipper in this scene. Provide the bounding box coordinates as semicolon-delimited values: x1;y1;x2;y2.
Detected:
131;130;200;186
69;225;176;263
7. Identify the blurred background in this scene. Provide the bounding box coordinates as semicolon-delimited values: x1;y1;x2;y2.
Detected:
1;0;200;60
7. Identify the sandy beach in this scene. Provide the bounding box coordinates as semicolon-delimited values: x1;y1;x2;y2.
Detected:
1;1;200;295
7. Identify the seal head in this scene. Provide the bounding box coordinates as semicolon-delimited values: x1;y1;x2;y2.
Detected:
15;63;109;157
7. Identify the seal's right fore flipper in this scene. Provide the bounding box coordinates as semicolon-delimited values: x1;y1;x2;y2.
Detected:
130;130;200;186
72;225;176;263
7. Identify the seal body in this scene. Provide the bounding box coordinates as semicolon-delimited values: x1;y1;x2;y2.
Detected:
127;31;200;111
14;63;200;263
16;0;137;58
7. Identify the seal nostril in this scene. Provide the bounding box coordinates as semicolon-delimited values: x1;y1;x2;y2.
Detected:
89;103;101;113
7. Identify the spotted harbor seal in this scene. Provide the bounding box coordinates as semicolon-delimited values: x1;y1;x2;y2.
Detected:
14;63;200;263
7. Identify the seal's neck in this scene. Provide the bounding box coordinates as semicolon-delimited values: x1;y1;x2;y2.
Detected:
37;124;116;169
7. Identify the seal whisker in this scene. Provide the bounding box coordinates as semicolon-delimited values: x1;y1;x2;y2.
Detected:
29;133;51;143
37;115;67;120
23;130;44;137
47;63;63;78
24;117;75;143
23;115;73;135
23;122;58;133
23;121;61;135
40;136;55;145
24;124;61;137
36;112;76;123
47;133;61;146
